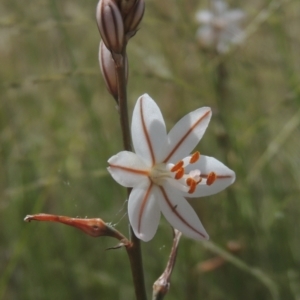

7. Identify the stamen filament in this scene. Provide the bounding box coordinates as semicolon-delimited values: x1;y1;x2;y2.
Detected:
196;177;202;184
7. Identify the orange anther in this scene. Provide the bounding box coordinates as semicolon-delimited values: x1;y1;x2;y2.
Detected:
206;172;217;186
186;178;193;186
175;168;184;179
171;161;184;172
188;181;197;194
190;151;200;164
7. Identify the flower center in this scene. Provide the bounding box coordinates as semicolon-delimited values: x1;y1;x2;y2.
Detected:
213;19;226;30
149;151;216;194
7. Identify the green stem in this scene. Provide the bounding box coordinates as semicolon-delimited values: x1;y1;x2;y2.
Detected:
114;52;147;300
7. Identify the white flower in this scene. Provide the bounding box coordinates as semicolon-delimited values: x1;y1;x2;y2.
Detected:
108;94;235;242
195;0;245;53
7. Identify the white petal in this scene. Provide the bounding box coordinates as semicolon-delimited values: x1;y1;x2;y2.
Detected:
128;181;161;242
195;10;213;24
156;184;209;240
224;24;244;44
131;94;168;165
196;26;216;47
217;27;243;53
164;107;212;163
185;155;236;197
107;151;149;187
212;0;228;15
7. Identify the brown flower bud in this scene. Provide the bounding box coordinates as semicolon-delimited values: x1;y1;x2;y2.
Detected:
96;0;124;53
119;0;136;16
124;0;145;39
24;213;127;240
99;40;128;100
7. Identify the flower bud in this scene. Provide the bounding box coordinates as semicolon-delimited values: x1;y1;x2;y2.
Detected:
96;0;124;53
24;213;127;240
119;0;136;16
124;0;145;39
99;41;128;100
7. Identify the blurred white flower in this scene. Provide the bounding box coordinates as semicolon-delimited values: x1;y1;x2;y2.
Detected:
195;0;245;53
108;94;235;242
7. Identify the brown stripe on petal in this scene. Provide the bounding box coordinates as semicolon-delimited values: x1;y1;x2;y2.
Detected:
164;110;211;163
101;4;111;48
97;0;124;53
110;3;123;51
138;182;153;233
124;0;145;33
99;41;118;99
105;5;117;51
159;186;207;239
140;97;156;166
200;174;233;179
109;163;149;176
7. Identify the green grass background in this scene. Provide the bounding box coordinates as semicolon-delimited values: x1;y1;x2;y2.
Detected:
0;0;299;299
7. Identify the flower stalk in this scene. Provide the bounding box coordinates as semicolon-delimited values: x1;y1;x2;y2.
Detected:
152;230;182;300
114;52;131;151
115;52;147;300
96;0;147;298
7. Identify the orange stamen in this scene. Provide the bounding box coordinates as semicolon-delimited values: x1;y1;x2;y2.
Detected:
190;151;200;164
206;172;217;186
188;180;197;194
186;178;193;186
171;161;184;172
175;168;184;179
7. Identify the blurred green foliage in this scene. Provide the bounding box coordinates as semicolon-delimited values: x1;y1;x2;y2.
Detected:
0;0;300;299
